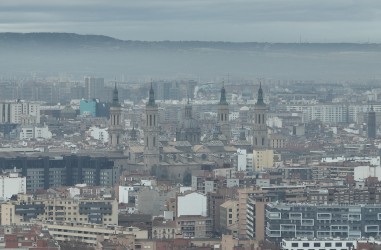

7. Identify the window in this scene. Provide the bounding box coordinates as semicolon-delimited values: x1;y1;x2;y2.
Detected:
302;243;309;247
335;243;342;247
325;243;331;247
314;243;320;247
291;243;298;247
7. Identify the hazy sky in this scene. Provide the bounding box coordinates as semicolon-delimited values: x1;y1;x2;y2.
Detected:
1;0;381;42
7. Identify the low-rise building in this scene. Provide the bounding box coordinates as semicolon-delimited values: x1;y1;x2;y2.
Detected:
281;238;356;250
266;203;381;243
0;171;26;200
1;197;118;226
46;222;148;246
219;200;238;236
176;215;212;239
152;217;177;239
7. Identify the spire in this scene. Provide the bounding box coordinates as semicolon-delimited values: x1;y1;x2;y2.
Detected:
130;124;137;141
219;82;228;105
185;95;192;119
148;82;156;106
256;82;265;106
112;81;120;107
239;124;246;141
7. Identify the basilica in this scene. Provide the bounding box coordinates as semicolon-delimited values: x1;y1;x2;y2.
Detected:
109;82;274;181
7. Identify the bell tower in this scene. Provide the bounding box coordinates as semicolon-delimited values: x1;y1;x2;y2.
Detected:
217;83;231;143
109;82;123;149
144;83;160;169
253;82;268;149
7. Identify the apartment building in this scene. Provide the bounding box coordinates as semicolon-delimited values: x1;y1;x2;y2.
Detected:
308;187;381;204
219;200;239;236
1;198;118;226
281;238;356;250
0;101;40;124
176;215;212;238
0;171;26;200
152;217;177;239
0;154;120;192
46;222;147;246
266;203;381;243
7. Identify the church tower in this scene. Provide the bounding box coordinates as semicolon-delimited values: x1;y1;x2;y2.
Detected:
253;82;268;149
176;97;201;145
144;83;160;169
217;84;231;143
109;83;123;149
368;105;376;139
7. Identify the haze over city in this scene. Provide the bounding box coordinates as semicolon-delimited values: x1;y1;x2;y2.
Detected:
1;0;381;42
1;1;381;250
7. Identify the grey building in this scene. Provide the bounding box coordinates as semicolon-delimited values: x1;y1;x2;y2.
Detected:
0;154;121;192
368;105;376;139
265;203;381;243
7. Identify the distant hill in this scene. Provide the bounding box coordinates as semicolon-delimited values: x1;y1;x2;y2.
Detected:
0;32;380;80
1;32;381;52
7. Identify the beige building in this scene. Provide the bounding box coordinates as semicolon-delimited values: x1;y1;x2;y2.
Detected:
219;200;239;236
246;196;267;241
176;215;212;238
46;222;148;246
1;197;118;226
270;135;285;149
253;149;274;171
152;217;178;239
237;187;255;238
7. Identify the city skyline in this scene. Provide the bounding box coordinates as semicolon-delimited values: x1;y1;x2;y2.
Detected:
1;0;381;43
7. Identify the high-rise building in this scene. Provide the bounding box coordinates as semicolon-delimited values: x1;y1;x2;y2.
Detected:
368;105;376;139
85;77;104;100
108;83;123;149
0;101;40;125
144;83;160;170
217;84;231;143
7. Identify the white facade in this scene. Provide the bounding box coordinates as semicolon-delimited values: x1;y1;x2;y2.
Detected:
267;116;282;128
286;103;381;124
118;186;134;203
322;156;381;166
281;238;356;250
0;172;26;200
20;126;52;140
0;101;40;124
89;126;109;143
354;165;381;181
67;187;81;198
237;149;253;172
229;112;239;121
177;192;207;217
